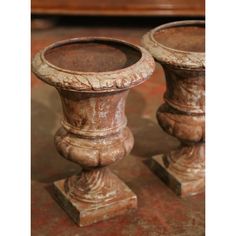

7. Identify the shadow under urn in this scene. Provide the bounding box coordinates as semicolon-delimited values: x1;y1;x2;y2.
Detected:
32;37;155;226
142;20;205;197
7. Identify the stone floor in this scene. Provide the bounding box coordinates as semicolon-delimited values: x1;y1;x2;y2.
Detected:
31;20;205;236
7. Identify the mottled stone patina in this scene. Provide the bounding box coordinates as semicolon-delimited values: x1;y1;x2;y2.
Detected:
32;37;155;226
142;20;205;197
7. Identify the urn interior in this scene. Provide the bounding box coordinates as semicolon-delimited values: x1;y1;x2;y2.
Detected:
44;39;142;73
153;23;205;53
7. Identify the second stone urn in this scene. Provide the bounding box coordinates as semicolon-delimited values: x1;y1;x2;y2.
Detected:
143;20;205;197
32;37;155;226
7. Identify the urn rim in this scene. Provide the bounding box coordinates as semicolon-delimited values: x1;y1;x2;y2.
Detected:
142;20;205;69
32;37;155;92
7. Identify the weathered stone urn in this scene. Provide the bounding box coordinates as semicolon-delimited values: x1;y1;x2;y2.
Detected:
142;20;205;197
32;37;155;226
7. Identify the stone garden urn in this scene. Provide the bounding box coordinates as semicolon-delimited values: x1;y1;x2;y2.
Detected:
142;20;205;197
32;37;155;226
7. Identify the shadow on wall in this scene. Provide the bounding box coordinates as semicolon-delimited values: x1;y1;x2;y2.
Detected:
126;89;179;158
31;86;80;183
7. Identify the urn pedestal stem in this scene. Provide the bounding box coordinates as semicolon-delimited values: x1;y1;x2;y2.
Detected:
142;20;205;197
32;37;155;226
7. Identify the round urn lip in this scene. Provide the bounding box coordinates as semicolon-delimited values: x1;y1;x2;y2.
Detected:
32;37;155;92
142;20;205;70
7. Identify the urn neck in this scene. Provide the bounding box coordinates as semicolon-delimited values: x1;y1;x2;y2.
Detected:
162;65;205;114
58;89;128;138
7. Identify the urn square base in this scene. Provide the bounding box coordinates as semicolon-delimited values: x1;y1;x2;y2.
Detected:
52;172;137;227
151;155;204;197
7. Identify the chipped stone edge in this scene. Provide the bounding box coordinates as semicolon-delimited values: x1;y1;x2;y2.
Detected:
142;20;205;70
31;37;156;92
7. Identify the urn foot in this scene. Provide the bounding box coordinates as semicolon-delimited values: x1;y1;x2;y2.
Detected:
151;143;205;197
52;168;137;226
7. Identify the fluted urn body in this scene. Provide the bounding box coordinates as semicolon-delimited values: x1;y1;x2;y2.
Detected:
143;21;205;197
32;37;155;226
